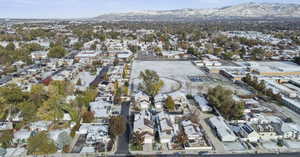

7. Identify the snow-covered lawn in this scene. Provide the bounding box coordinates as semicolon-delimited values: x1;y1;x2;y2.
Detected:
131;60;251;95
131;61;205;94
131;61;205;79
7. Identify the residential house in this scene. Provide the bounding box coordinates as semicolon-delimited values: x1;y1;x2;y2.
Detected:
156;112;175;144
231;123;260;142
280;123;300;140
154;94;167;111
181;120;212;150
209;116;237;142
252;123;280;141
89;100;112;119
133;110;154;144
78;123;110;145
135;92;151;110
193;96;212;112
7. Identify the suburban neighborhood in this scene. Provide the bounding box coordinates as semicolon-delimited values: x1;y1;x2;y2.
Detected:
1;3;300;156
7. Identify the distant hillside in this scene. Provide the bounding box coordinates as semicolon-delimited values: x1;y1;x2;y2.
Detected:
94;2;300;21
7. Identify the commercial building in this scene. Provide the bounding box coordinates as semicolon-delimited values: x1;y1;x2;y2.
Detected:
238;61;300;76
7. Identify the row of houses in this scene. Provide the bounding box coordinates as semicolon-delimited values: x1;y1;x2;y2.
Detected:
133;110;212;151
132;91;212;151
74;56;132;153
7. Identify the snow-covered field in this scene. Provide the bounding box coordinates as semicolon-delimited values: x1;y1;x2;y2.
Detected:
131;61;251;95
131;61;205;79
131;61;205;94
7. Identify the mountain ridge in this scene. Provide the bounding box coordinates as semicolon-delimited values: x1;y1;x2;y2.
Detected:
94;2;300;21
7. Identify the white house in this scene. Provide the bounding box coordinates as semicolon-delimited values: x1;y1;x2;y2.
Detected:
156;112;175;144
133;110;154;144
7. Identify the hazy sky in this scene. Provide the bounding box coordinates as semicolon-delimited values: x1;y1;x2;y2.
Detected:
1;0;300;18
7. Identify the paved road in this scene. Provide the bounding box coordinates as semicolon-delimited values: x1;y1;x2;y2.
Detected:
115;101;131;154
90;65;110;87
71;135;86;153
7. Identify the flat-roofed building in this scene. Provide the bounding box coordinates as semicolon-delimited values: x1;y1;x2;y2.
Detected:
282;97;300;114
209;116;237;142
220;67;249;81
238;61;300;76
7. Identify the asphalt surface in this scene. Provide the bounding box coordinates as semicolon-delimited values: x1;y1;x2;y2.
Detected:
115;101;131;154
71;135;86;153
90;65;110;87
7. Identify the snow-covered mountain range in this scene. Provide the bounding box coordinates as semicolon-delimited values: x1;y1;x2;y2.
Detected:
94;2;300;21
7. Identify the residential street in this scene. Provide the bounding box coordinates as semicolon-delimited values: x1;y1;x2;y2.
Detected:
115;101;131;154
71;135;87;153
90;65;110;87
